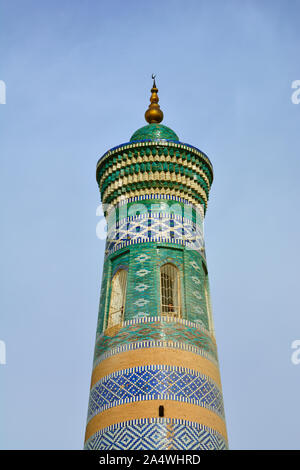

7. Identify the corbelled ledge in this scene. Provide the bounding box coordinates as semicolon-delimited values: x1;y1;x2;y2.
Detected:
96;140;214;213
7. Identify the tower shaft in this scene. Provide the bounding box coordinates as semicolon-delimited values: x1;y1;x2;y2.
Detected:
84;82;228;450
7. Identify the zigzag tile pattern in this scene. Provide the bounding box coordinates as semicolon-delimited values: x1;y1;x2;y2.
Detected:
84;418;227;450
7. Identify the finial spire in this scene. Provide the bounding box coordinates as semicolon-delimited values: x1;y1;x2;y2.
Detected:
145;74;164;124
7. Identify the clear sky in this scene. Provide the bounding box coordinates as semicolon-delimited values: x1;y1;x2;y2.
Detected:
1;0;300;450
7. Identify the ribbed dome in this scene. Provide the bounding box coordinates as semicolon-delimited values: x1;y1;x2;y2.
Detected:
130;124;179;142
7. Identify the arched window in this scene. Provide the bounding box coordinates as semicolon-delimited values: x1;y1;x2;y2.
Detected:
160;263;181;317
107;269;127;327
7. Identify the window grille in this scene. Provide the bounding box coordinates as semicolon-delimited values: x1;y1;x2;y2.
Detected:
160;263;181;317
108;269;127;327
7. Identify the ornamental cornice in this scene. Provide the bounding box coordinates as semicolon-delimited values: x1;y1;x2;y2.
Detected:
96;140;213;181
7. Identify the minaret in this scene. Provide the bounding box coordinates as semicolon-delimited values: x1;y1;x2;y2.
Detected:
84;78;228;450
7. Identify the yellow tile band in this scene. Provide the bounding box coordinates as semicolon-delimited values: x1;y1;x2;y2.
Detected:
85;399;228;443
90;347;222;389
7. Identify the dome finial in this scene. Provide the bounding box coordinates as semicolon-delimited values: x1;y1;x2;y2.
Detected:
145;74;164;124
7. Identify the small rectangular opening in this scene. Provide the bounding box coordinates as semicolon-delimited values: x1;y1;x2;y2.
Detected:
159;405;164;417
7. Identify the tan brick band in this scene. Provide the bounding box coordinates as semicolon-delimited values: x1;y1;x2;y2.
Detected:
90;347;222;389
85;400;228;443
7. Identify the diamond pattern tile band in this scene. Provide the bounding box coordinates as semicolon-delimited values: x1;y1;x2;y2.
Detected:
106;212;204;255
87;364;225;423
84;418;227;450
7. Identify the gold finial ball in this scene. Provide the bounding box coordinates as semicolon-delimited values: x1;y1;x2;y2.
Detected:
145;76;164;124
145;105;164;124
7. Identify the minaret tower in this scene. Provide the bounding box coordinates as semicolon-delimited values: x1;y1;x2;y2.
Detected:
84;78;228;450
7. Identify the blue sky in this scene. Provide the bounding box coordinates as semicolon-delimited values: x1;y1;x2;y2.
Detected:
1;0;300;449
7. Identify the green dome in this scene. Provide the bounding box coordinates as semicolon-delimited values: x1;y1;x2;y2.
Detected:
130;124;179;142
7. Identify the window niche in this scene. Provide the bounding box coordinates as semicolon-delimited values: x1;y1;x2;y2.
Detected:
160;263;181;318
107;268;128;328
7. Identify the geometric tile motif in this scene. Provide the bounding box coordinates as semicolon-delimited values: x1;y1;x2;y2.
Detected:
133;298;149;307
134;283;150;292
135;254;151;262
87;365;225;423
84;418;228;450
193;291;202;300
106;213;204;255
135;311;150;318
190;260;201;270
136;269;150;277
93;320;218;367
